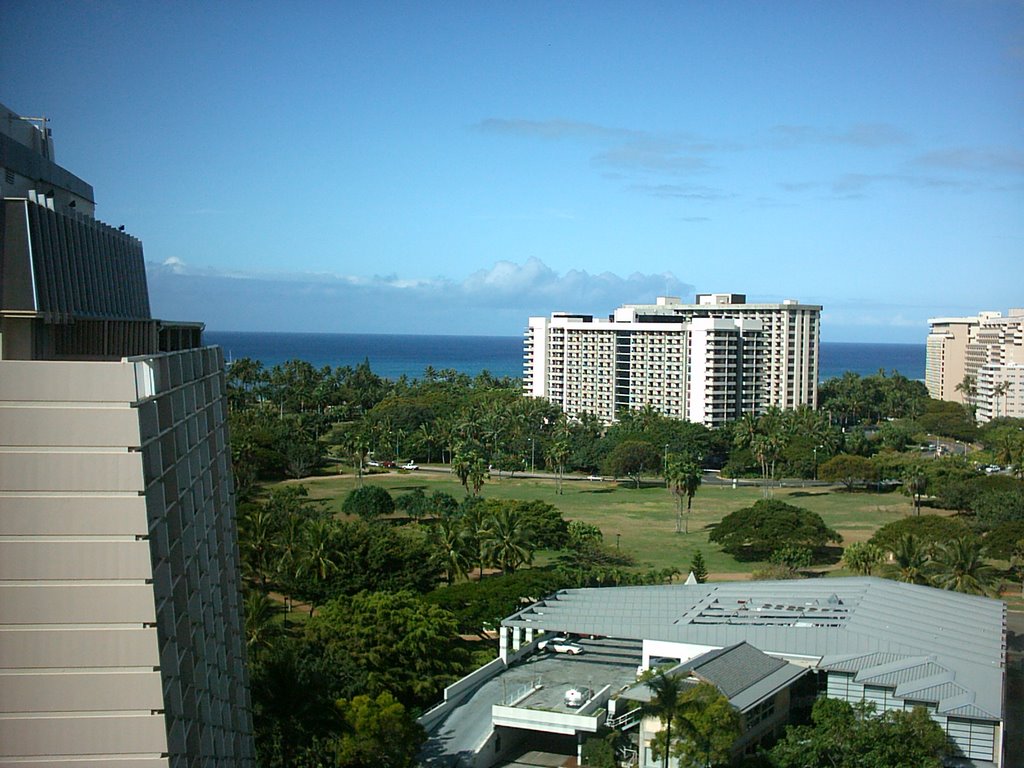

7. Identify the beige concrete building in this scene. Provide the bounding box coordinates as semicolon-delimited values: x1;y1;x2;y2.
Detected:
524;294;818;427
1;102;254;765
926;309;1024;422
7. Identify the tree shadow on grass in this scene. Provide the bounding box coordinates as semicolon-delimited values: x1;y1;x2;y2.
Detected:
788;491;830;498
578;487;618;495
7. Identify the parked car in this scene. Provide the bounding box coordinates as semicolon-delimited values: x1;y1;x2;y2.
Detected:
401;462;419;470
587;474;603;481
537;634;575;651
564;686;593;708
366;460;381;467
539;636;584;655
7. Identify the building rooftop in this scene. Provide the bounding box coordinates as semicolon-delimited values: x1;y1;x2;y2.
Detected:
503;578;1006;720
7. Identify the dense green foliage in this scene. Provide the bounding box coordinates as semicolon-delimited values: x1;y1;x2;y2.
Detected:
341;484;395;520
767;698;948;768
709;500;841;560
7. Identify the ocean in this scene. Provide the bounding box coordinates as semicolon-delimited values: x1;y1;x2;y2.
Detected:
206;331;926;383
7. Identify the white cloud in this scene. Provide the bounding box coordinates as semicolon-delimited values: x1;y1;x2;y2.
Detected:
146;258;694;335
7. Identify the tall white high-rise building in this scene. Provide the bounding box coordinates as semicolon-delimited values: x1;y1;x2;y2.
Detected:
524;294;821;427
0;103;254;765
926;309;1024;422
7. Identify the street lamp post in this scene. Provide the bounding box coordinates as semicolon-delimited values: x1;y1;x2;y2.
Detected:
664;443;670;487
530;438;535;474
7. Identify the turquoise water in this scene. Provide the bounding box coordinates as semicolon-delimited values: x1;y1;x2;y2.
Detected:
206;331;926;382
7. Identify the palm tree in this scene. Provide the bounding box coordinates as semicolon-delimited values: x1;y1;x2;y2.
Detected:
451;450;471;494
546;439;571;495
296;518;339;614
431;516;471;584
955;374;977;408
238;507;278;591
902;464;928;516
842;542;883;576
483;506;534;575
991;380;1011;420
647;671;683;768
468;455;489;497
891;533;931;585
931;537;999;596
666;454;702;534
244;590;283;652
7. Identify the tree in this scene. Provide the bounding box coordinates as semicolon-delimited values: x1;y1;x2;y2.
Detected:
468;454;489;496
842;542;883;575
992;380;1011;419
689;551;708;583
332;692;424;768
708;500;841;560
546;438;571;495
244;590;284;653
295;518;340;613
567;520;604;549
930;536;999;596
395;487;428;521
868;514;971;554
769;698;948;768
670;683;741;768
430;515;471;584
305;590;467;708
647;671;684;768
604;440;662;488
666;453;702;534
451;450;471;493
341;485;395;521
482;505;534;575
902;463;928;516
818;454;875;491
889;533;931;585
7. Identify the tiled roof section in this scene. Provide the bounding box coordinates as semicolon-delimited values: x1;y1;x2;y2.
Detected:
503;578;1006;721
692;642;787;698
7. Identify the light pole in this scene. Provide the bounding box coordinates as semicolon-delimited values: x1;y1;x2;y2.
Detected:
664;443;670;487
813;446;818;481
530;438;535;474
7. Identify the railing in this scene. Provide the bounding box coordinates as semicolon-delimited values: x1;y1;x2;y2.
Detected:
606;706;642;731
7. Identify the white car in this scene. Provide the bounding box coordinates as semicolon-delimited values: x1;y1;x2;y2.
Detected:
538;636;584;655
401;462;419;470
366;460;381;467
564;686;593;708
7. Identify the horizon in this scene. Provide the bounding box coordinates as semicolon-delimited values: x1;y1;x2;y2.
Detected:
205;328;928;346
3;2;1022;345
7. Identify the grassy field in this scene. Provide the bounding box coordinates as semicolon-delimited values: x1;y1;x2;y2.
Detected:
285;466;921;580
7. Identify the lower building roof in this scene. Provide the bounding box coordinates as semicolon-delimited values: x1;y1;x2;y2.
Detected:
502;577;1005;721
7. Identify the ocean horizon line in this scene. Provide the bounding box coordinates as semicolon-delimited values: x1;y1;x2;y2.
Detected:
205;328;924;347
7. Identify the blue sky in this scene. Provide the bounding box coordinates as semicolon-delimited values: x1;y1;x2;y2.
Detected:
3;1;1022;341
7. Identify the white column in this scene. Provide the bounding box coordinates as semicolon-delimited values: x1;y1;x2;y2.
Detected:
499;626;509;663
525;627;534;643
512;627;522;652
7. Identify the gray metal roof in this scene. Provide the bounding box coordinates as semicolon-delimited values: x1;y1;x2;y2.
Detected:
503;577;1005;721
621;642;806;713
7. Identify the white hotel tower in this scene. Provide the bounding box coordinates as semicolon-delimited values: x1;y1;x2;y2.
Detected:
0;103;254;765
524;294;821;427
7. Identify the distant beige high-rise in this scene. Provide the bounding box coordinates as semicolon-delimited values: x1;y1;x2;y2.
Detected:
926;309;1024;422
524;294;820;427
0;103;254;765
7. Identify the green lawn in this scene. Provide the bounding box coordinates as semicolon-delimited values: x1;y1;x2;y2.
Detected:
283;467;922;581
